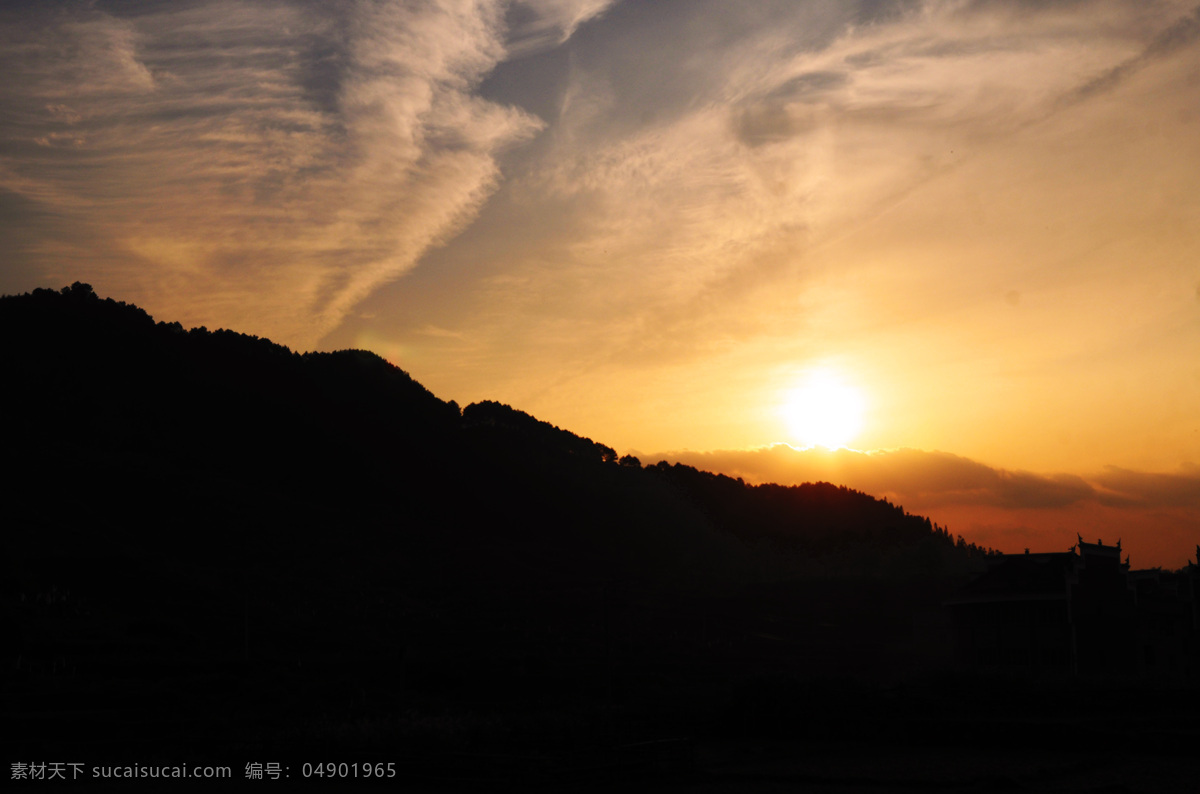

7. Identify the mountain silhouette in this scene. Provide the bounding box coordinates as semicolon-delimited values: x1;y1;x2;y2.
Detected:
3;283;991;585
21;283;1195;785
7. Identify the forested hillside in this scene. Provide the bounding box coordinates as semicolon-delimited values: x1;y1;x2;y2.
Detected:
3;282;990;580
5;283;995;766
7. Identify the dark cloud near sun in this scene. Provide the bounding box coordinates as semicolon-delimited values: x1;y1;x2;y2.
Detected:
654;445;1200;514
646;442;1200;570
1092;465;1200;508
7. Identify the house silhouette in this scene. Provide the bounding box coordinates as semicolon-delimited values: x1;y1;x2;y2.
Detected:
946;539;1199;679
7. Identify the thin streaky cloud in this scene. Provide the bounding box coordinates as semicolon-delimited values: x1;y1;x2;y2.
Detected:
0;1;561;346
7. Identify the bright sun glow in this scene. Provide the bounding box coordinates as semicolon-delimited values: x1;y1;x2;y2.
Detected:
781;370;866;450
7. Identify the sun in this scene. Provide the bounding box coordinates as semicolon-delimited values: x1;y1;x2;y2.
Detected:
781;370;866;450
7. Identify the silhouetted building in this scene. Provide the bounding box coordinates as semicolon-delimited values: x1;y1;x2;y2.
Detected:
946;539;1199;679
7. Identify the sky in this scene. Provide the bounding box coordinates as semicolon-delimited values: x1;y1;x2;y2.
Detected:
2;0;1199;567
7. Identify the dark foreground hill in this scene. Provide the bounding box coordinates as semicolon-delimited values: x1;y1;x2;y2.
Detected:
5;284;1196;789
2;283;989;579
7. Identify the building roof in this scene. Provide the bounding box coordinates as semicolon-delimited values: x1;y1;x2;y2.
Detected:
946;551;1076;604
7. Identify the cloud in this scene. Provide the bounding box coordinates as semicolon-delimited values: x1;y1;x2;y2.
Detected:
0;0;548;347
463;0;1200;372
653;445;1105;510
5;0;1195;357
649;444;1200;568
506;0;617;56
1091;465;1200;508
1065;3;1200;104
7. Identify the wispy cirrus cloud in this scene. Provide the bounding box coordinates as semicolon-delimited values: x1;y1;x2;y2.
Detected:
430;0;1200;378
0;0;600;346
5;0;1195;363
506;0;617;56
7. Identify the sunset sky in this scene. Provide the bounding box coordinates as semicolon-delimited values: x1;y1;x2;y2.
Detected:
3;0;1199;567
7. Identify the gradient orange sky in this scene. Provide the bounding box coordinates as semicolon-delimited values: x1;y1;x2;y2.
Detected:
2;1;1198;567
